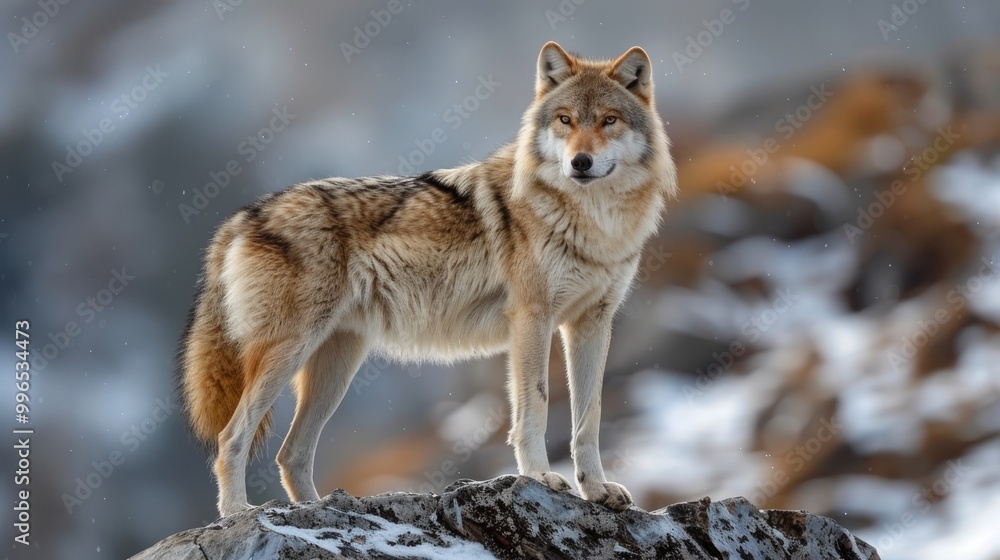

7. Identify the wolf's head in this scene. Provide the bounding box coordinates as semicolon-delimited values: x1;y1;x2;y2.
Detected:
515;42;674;198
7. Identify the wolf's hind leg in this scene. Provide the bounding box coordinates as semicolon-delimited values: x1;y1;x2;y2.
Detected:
278;330;369;502
215;339;307;516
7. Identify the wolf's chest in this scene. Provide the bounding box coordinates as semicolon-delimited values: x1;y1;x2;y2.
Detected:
543;249;623;322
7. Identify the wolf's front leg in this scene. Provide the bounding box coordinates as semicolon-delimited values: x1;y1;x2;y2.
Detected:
560;304;633;511
506;307;573;493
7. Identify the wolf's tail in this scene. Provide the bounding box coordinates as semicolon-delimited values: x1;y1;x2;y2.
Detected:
178;234;271;457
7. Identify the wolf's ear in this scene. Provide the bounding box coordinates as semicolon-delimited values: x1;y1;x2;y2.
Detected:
536;42;575;97
611;46;653;102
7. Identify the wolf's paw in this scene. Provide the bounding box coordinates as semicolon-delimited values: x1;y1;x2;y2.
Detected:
580;480;633;512
218;501;253;517
534;471;573;493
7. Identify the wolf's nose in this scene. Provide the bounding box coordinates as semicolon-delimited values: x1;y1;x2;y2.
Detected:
571;153;593;172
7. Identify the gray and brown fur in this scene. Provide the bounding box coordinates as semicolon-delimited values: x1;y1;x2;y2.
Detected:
180;42;677;516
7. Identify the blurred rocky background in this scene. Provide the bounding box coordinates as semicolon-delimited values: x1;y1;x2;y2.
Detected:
1;1;999;559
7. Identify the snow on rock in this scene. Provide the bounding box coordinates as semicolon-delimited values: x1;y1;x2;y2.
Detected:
130;475;879;559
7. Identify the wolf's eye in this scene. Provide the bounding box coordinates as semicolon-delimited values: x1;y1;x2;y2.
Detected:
604;115;618;126
559;115;571;125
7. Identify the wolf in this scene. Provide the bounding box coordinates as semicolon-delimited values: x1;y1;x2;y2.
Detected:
180;41;677;516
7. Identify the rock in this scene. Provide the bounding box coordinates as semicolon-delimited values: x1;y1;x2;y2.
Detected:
130;475;879;559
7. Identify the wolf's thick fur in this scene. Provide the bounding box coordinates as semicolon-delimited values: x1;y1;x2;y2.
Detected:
180;42;677;516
